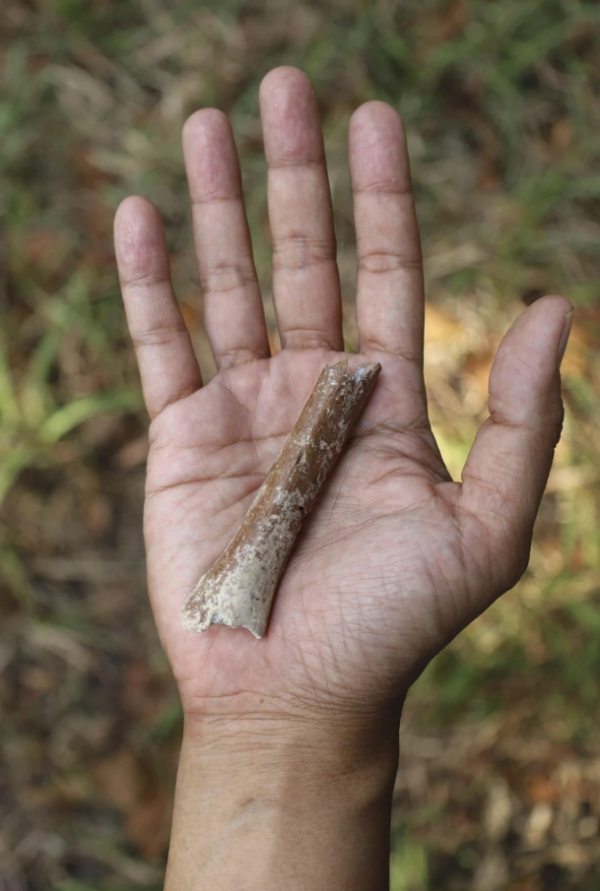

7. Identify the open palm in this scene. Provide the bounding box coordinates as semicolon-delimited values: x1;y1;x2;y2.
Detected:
115;68;570;727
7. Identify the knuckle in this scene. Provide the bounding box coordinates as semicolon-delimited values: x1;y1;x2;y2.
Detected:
200;261;257;295
131;322;185;348
358;248;421;276
123;270;170;290
272;233;336;270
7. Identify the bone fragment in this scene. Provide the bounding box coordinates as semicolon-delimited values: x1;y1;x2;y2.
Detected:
181;361;381;639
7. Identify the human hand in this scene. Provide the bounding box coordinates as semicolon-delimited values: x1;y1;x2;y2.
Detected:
115;66;571;737
115;65;572;890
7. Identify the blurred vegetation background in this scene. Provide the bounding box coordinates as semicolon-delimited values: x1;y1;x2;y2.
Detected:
0;0;599;888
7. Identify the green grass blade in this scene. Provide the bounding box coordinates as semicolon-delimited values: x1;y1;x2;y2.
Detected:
39;387;142;444
0;334;21;427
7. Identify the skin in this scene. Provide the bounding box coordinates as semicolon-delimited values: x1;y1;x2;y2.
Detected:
114;67;572;890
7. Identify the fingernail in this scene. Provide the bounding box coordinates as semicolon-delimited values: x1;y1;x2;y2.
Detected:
558;310;574;365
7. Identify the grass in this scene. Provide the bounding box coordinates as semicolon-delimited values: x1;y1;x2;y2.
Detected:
1;0;599;887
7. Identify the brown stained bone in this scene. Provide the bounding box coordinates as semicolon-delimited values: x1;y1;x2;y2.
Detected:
181;361;381;639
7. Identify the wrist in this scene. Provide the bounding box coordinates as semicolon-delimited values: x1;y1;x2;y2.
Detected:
183;692;401;756
165;709;401;890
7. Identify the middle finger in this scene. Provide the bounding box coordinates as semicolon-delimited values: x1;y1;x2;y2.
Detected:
259;67;343;352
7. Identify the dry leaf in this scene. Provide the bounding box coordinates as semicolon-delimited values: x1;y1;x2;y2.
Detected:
114;436;149;469
424;303;462;344
93;748;170;861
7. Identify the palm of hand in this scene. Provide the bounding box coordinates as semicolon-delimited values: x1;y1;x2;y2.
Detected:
147;346;483;717
115;67;568;724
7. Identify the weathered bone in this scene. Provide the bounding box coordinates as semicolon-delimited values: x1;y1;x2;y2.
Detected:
181;361;381;638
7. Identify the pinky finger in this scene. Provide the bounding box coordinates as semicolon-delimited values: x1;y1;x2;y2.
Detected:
114;196;202;420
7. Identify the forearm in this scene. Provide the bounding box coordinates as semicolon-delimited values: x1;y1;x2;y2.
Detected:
165;712;400;891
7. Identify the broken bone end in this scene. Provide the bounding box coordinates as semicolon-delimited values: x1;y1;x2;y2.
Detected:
181;568;270;639
181;606;265;640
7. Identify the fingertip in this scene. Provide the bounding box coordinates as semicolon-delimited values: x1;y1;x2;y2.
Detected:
259;66;314;102
349;102;410;193
114;196;168;285
182;107;231;147
542;294;573;313
114;194;158;233
487;295;573;435
349;100;404;137
541;296;575;363
499;295;574;363
114;195;164;259
259;66;323;165
524;294;573;320
182;109;241;203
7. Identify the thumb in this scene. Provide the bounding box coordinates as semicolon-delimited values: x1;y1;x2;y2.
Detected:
459;295;573;588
